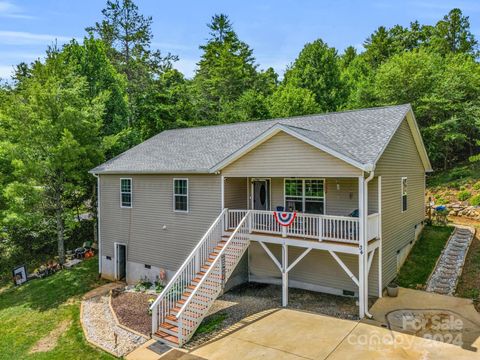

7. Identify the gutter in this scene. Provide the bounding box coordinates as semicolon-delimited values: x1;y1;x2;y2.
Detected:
363;170;374;319
92;173;102;274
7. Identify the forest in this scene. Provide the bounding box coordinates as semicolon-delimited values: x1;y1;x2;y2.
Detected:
0;0;479;279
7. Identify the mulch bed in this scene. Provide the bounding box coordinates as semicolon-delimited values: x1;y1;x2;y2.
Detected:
111;291;157;336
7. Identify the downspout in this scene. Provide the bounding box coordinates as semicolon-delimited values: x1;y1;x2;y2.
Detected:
363;170;374;319
93;173;101;274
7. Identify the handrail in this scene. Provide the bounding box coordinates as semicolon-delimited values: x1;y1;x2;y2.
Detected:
176;211;250;317
150;208;227;310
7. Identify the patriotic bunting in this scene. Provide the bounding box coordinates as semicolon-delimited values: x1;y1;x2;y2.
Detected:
273;211;297;227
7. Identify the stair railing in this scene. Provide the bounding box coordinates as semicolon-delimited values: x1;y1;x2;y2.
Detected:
176;211;251;346
150;208;228;334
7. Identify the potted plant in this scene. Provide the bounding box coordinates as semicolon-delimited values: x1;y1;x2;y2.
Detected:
387;282;399;297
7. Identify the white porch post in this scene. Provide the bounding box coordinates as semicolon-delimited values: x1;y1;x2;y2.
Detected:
282;244;288;307
378;176;383;298
221;175;225;210
358;176;365;318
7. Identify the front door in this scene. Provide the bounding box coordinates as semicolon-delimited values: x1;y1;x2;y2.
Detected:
116;244;126;280
252;180;270;210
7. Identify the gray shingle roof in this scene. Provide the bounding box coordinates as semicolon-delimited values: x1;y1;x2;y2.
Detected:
90;104;413;174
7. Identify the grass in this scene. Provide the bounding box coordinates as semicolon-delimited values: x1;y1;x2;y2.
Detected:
397;225;454;289
0;257;115;360
195;312;228;335
454;218;480;309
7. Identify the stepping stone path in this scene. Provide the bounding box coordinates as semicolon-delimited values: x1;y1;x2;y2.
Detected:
426;225;475;296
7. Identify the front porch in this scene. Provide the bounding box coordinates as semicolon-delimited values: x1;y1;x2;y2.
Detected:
222;176;381;246
221;175;382;317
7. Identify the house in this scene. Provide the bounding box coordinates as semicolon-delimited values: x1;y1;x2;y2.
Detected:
90;104;432;347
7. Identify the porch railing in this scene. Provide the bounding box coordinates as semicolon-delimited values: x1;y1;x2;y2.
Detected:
367;213;380;241
227;209;380;244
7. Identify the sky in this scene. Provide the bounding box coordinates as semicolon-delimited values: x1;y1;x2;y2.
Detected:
0;0;479;80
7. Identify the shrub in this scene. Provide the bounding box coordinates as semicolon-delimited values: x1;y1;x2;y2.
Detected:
473;181;480;190
458;190;472;201
449;181;460;190
449;167;472;181
435;197;448;205
470;195;480;206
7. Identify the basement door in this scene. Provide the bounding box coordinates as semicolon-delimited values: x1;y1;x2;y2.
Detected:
116;243;126;281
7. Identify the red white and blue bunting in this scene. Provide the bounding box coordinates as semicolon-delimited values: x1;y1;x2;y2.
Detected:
273;211;297;227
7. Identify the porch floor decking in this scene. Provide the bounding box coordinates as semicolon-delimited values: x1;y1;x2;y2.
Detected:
225;229;379;254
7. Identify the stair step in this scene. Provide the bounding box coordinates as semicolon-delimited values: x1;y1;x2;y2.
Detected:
154;330;179;345
158;323;189;337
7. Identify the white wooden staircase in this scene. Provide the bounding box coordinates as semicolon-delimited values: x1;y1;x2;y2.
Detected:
150;209;250;347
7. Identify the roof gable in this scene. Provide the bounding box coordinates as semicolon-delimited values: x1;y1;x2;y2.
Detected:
211;124;371;172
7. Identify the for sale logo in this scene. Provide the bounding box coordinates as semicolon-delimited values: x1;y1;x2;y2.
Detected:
347;309;467;350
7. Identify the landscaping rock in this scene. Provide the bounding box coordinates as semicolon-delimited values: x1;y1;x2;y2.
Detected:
426;225;475;296
82;295;147;357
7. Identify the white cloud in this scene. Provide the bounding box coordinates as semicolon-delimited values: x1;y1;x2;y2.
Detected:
0;1;34;19
173;58;198;78
0;64;14;80
0;31;73;45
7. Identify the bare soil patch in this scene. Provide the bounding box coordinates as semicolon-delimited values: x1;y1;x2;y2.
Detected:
29;319;71;353
111;291;156;336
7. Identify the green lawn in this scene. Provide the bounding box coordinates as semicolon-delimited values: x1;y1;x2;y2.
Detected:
0;257;115;360
397;225;454;288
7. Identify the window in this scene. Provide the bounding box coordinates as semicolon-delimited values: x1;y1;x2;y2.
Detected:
120;178;132;208
174;178;188;212
401;177;408;212
285;179;324;214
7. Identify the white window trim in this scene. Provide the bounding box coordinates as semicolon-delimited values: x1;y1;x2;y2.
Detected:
283;178;326;214
120;178;132;208
173;178;189;213
401;177;408;213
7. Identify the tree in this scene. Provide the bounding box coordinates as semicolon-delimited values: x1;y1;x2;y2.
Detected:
363;26;394;68
267;84;319;118
283;39;345;112
62;37;128;137
87;0;177;127
193;14;258;122
373;49;480;168
2;49;106;264
137;69;194;138
431;8;478;57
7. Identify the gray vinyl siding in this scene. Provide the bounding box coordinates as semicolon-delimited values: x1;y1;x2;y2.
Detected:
228;177;360;217
224;177;247;209
249;242;379;296
222;131;362;178
99;174;222;272
375;118;426;287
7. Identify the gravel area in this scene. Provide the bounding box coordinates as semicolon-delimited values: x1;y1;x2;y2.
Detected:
426;225;475;295
186;282;363;348
82;295;147;357
111;291;157;336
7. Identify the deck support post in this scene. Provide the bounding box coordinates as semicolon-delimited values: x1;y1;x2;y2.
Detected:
378;176;383;298
358;176;366;318
282;244;288;307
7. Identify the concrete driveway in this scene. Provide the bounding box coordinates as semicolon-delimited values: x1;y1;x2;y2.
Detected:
189;289;480;360
129;288;480;360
